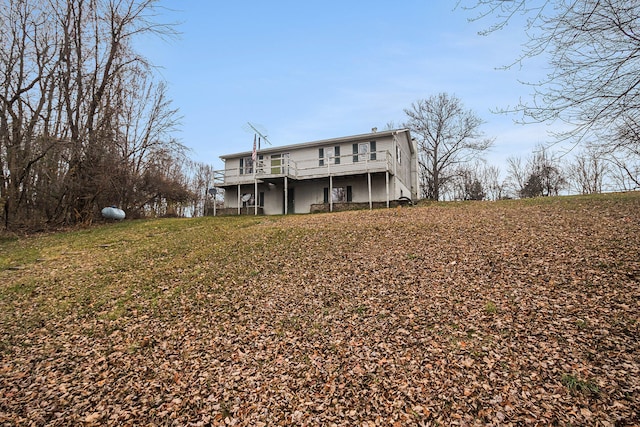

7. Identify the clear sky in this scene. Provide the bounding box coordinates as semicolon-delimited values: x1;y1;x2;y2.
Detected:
141;1;555;171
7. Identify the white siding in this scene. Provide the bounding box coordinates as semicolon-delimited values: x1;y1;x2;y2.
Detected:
216;130;417;214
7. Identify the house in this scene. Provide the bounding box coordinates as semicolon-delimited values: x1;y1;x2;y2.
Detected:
213;128;418;215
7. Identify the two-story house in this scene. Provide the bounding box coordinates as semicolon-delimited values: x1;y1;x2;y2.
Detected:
213;128;418;215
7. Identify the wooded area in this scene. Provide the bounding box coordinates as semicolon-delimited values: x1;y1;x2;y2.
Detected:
0;0;216;231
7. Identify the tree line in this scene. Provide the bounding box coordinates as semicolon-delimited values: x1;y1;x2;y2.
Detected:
0;0;215;231
400;92;638;202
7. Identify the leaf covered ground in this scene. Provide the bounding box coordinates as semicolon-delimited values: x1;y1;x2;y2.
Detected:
1;193;639;426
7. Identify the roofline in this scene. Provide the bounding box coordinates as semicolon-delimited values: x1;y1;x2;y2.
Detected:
219;128;412;160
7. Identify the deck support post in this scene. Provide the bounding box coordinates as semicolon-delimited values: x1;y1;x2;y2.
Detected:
284;176;288;215
329;175;333;212
368;172;372;210
386;171;390;208
254;178;258;215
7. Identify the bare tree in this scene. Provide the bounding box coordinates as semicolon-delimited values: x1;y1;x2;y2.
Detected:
505;146;567;198
182;160;217;217
113;73;183;212
455;166;486;201
601;114;640;190
56;0;178;223
528;147;567;198
567;146;609;194
481;164;504;200
403;93;494;201
0;0;182;229
449;161;503;201
607;154;640;191
459;1;640;147
505;156;527;198
137;149;193;217
0;1;61;228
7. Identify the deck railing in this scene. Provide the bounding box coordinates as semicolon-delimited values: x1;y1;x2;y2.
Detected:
214;150;393;187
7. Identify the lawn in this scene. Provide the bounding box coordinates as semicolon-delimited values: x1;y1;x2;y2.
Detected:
1;193;639;426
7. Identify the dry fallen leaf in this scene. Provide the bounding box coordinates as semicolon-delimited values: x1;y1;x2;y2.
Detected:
0;193;639;425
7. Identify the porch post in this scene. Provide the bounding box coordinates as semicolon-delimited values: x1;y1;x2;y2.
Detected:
386;171;390;208
329;175;333;212
254;178;258;215
237;184;241;215
368;172;372;210
213;186;217;217
284;176;288;215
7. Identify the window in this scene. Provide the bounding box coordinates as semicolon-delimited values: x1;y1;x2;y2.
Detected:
352;141;376;162
239;157;253;174
256;154;264;173
323;186;353;203
271;153;289;174
396;145;402;165
332;187;346;202
358;143;369;162
272;154;282;173
319;146;341;166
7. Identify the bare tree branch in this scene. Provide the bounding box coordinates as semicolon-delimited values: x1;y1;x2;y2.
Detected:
458;0;640;148
403;93;494;200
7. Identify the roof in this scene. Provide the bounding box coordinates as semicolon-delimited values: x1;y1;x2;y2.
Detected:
219;128;413;160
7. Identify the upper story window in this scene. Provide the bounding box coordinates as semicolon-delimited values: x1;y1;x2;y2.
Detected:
271;153;289;174
319;146;341;166
239;157;253;175
352;141;376;162
239;155;263;174
396;145;402;165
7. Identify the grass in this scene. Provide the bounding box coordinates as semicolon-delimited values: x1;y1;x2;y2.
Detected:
561;374;600;396
484;301;498;314
0;244;41;271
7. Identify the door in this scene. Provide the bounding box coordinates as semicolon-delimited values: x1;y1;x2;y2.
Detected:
358;142;370;162
286;188;295;214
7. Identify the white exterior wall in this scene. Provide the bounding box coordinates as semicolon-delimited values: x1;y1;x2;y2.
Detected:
263;184;283;215
285;175;392;214
392;131;419;200
292;181;324;214
217;129;417;214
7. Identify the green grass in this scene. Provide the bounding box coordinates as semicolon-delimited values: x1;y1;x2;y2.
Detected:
0;215;271;323
0;244;41;271
561;374;600;396
484;301;498;314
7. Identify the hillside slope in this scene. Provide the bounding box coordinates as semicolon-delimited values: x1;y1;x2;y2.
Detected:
1;193;639;425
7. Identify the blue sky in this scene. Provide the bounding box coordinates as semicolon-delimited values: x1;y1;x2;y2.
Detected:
141;1;555;171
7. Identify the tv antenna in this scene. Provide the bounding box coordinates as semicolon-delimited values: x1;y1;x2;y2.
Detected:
243;122;273;150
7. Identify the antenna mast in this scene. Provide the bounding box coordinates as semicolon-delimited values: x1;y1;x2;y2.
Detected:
246;122;272;149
